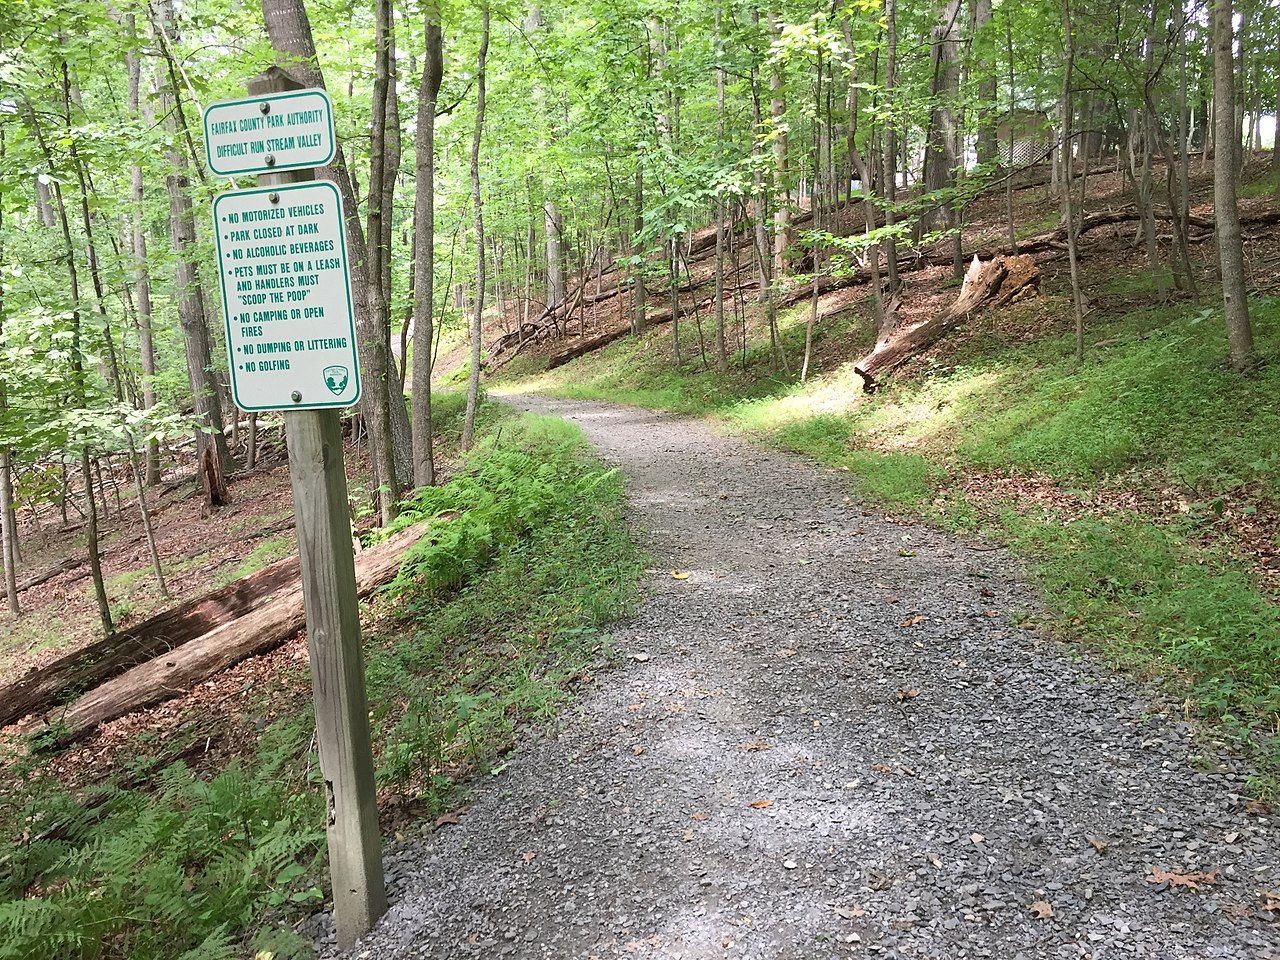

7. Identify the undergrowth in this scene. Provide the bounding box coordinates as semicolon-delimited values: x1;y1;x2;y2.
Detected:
365;411;642;809
503;293;1280;791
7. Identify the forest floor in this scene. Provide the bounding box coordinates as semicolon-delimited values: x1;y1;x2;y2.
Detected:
0;424;310;679
328;395;1278;959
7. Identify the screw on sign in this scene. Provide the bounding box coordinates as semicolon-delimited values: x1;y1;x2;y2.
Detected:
203;65;386;949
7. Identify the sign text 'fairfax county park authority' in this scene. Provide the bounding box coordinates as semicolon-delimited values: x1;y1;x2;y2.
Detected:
213;181;361;412
203;88;335;178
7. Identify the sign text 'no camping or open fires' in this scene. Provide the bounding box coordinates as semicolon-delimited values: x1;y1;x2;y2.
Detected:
212;180;361;412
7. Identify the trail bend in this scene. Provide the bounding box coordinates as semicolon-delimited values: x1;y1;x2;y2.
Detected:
324;395;1277;960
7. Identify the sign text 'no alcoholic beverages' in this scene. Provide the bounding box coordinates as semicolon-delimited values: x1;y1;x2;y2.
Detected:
213;181;361;412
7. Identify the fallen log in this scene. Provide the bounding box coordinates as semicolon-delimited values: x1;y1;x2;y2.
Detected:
0;549;302;728
853;254;1040;391
27;523;426;744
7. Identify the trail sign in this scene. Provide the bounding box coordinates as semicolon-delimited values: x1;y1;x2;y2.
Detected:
212;180;361;412
203;87;335;178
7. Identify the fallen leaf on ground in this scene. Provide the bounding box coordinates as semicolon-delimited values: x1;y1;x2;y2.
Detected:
1029;899;1054;919
896;687;920;702
1244;798;1272;816
1148;867;1220;890
832;904;865;920
900;615;923;628
776;648;797;658
689;811;709;821
749;798;774;809
670;570;690;580
1088;837;1108;853
432;811;462;829
682;829;694;842
898;548;917;557
884;594;900;604
1262;891;1280;912
741;739;772;752
871;763;894;774
521;851;536;864
633;745;644;755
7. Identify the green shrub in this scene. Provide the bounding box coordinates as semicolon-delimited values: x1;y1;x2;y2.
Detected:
0;722;322;960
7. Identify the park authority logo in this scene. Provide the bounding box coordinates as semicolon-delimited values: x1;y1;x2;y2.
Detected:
324;365;350;395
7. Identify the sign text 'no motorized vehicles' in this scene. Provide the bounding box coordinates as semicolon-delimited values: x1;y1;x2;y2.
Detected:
213;180;361;412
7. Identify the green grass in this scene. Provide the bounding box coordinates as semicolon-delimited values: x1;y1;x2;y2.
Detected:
212;534;293;589
0;401;642;958
1239;169;1278;198
503;294;1280;790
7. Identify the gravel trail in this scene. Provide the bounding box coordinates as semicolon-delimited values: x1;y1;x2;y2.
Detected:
327;396;1277;959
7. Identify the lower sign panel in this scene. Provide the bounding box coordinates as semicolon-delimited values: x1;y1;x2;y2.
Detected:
213;181;362;412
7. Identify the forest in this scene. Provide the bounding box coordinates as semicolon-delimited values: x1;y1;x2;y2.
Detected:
1;0;1278;955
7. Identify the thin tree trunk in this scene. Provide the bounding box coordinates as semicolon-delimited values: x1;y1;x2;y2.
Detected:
128;442;169;598
768;12;791;279
25;101;112;635
1060;0;1087;362
882;0;901;300
366;0;399;523
1005;11;1017;252
462;2;489;451
1211;0;1255;369
412;10;443;487
125;15;160;484
632;160;646;335
0;144;19;616
712;2;728;372
0;448;17;616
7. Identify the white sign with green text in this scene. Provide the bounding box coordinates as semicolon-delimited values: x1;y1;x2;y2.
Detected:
213;181;361;412
203;88;335;178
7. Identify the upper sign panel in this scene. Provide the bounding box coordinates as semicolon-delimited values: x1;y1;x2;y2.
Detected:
203;88;335;178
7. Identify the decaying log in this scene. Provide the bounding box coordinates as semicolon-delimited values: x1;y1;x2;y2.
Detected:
26;523;426;744
853;254;1040;391
0;551;303;728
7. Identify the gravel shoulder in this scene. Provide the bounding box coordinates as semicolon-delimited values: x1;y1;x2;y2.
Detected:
324;395;1278;960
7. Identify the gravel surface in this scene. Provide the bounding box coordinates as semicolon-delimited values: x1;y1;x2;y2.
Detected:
317;396;1278;959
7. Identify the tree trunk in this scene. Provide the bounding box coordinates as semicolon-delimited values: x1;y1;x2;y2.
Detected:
462;2;490;451
260;0;414;484
24;103;113;636
712;3;728;372
1211;0;1255;369
768;13;791;279
412;12;443;487
920;0;963;233
632;160;646;335
973;0;998;164
125;14;160;484
882;0;901;298
1059;0;1087;362
366;0;400;524
153;0;230;508
0;154;18;616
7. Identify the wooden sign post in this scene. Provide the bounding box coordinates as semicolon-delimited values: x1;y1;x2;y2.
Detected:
206;67;387;948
